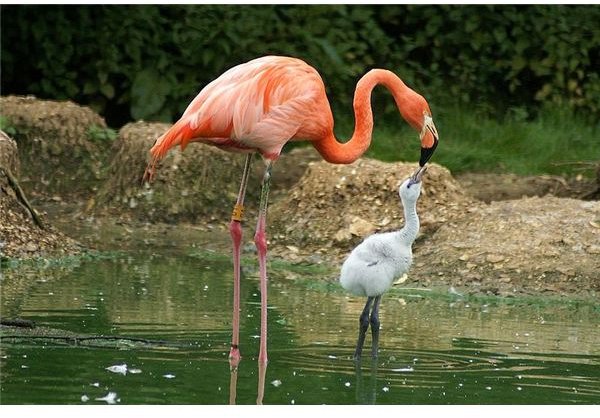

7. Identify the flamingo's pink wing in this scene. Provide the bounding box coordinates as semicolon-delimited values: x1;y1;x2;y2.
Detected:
149;56;321;162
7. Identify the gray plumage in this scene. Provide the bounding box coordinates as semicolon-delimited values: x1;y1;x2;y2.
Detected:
340;176;421;297
339;171;424;360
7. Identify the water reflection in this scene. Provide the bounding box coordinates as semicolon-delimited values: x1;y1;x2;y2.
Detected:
1;253;599;404
229;367;237;405
257;361;267;405
355;360;378;405
228;359;268;404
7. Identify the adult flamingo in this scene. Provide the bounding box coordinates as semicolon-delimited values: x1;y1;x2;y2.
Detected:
144;55;439;368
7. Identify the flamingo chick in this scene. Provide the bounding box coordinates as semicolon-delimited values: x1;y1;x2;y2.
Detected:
340;168;425;360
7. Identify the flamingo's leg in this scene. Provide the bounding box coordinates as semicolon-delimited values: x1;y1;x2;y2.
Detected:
255;160;273;365
370;295;382;359
228;154;253;370
354;296;374;360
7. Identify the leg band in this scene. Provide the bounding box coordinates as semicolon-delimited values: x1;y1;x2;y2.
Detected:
231;203;245;222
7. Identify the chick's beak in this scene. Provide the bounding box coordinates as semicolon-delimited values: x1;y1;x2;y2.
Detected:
409;165;428;186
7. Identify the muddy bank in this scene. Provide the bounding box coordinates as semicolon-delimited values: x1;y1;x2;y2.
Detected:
0;197;81;260
1;95;119;260
410;196;600;297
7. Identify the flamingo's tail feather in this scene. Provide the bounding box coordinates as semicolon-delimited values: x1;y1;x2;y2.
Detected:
142;118;197;184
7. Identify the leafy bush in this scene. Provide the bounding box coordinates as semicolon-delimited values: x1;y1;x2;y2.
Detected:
1;5;599;126
375;5;600;116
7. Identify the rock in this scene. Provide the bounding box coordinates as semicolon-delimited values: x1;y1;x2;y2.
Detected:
285;245;299;253
25;242;38;252
394;273;408;284
334;229;352;242
348;216;376;237
556;267;576;278
378;217;392;227
586;245;600;254
486;254;505;263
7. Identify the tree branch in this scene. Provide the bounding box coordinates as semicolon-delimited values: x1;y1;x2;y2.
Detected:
0;165;45;229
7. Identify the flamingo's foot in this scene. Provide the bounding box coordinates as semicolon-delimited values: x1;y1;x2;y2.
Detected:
229;345;241;371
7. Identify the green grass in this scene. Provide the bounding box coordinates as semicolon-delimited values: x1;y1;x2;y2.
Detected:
328;104;599;177
0;115;17;137
86;125;118;143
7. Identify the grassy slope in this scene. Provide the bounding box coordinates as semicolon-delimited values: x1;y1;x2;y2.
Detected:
325;105;599;177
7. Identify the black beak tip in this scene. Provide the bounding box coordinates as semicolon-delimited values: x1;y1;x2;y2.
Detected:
419;138;439;166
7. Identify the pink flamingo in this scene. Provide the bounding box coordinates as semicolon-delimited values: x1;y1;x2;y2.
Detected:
144;55;439;369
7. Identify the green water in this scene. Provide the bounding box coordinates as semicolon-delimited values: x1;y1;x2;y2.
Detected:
1;253;599;404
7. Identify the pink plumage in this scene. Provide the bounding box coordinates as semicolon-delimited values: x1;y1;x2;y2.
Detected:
148;56;332;166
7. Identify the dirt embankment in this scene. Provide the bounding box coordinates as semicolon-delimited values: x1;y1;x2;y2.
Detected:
269;160;475;261
1;95;599;297
412;196;600;295
1;130;81;259
0;96;110;198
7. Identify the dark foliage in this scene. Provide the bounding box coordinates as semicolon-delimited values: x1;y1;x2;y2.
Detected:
2;4;598;126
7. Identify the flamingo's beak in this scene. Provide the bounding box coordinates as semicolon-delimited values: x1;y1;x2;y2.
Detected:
409;165;428;186
419;136;438;167
419;115;439;166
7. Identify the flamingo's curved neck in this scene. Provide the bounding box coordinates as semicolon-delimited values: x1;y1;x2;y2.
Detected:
313;69;417;164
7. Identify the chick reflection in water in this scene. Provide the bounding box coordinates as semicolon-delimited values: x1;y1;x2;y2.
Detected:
340;167;425;360
355;361;379;404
